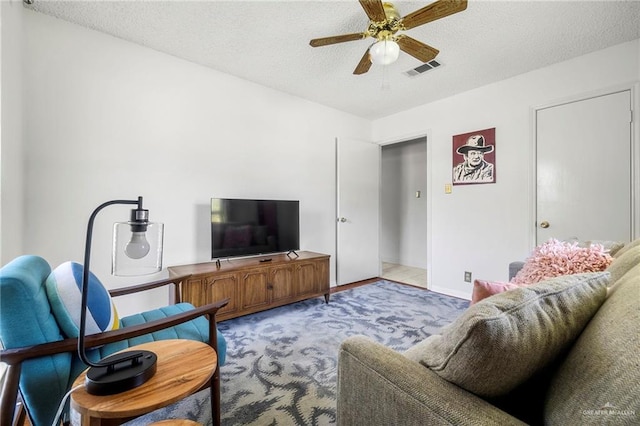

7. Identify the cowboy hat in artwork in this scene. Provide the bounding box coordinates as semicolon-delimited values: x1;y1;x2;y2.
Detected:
456;135;494;154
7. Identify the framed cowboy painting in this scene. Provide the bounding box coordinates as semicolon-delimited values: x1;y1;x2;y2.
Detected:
452;127;496;185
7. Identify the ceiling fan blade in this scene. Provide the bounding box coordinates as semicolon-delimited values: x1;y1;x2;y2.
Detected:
310;32;367;47
359;0;387;22
396;35;439;63
353;49;372;75
401;0;468;30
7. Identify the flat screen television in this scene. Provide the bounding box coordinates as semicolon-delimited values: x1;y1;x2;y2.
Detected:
211;198;300;259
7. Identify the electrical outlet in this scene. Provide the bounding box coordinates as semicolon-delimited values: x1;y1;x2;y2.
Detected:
464;271;472;282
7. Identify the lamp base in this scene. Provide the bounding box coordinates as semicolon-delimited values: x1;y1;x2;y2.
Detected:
85;350;157;395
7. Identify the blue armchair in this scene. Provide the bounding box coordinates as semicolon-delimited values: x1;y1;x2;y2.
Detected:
0;255;228;426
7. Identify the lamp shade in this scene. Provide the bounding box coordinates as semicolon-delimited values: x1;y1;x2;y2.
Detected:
112;220;164;276
369;39;400;65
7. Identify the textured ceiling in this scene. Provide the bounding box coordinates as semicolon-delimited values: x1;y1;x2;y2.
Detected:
25;0;640;119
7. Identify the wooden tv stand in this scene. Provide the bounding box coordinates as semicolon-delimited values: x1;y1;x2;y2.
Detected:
168;251;330;321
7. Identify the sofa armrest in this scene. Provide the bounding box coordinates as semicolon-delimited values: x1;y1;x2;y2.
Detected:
0;298;228;365
337;336;526;426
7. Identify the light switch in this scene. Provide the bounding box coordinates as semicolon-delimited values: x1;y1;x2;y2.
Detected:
445;184;452;194
415;191;421;198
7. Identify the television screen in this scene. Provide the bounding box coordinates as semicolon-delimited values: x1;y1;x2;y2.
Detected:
211;198;300;259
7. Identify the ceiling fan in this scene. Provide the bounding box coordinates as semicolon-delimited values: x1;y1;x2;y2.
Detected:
309;0;468;75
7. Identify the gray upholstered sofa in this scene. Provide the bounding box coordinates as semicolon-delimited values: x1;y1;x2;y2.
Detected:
337;239;640;426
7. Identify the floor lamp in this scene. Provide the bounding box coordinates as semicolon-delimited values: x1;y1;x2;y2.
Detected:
78;196;164;395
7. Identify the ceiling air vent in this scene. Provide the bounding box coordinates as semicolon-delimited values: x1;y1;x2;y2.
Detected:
405;60;442;77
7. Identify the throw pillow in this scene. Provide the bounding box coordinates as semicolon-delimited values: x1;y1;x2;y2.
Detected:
404;272;609;398
45;261;119;337
511;239;612;285
470;279;522;305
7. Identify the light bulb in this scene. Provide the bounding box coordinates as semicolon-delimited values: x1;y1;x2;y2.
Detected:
369;39;400;65
125;232;150;259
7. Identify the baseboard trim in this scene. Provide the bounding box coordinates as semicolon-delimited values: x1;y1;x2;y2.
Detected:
429;285;470;301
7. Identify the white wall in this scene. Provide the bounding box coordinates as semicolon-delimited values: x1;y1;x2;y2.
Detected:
1;1;25;263
11;9;369;315
4;6;639;309
380;138;427;268
373;39;640;299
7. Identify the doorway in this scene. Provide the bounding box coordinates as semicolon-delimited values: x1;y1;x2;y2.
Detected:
380;137;428;287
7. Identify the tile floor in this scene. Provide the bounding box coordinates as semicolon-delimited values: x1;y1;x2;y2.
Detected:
381;262;428;288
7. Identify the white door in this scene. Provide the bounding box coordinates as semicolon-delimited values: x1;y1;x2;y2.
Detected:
536;90;632;243
336;137;380;285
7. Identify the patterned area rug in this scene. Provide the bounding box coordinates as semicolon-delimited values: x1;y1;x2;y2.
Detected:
123;280;468;425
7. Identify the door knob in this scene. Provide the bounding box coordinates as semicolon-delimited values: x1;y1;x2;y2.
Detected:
540;221;550;228
338;217;347;223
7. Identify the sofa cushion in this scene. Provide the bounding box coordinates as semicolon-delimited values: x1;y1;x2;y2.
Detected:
404;272;609;398
612;237;640;258
607;262;640;298
545;265;639;423
511;239;612;285
606;244;640;284
470;279;522;305
45;261;119;337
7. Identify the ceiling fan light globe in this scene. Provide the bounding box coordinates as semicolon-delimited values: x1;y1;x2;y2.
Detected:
369;40;400;65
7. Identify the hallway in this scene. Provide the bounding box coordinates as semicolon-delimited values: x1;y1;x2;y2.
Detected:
381;262;427;288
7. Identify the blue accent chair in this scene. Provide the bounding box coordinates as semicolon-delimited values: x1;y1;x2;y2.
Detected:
0;255;228;426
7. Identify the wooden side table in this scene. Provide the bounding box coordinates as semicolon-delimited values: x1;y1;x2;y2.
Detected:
71;339;217;426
